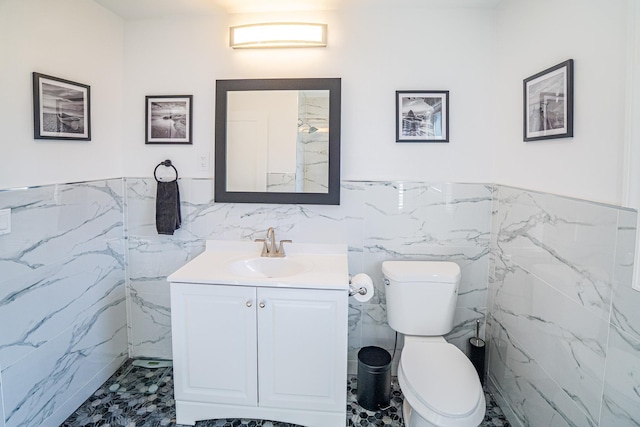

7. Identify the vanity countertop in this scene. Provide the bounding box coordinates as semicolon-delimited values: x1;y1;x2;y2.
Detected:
167;240;349;290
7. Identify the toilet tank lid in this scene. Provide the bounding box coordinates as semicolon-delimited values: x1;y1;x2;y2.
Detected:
382;261;460;283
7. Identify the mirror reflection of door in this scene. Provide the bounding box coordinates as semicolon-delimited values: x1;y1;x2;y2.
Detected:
227;111;268;192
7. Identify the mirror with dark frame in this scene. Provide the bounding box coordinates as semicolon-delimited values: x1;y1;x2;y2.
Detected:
215;78;341;205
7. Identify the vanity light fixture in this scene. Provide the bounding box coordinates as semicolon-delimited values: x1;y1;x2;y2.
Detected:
229;23;327;49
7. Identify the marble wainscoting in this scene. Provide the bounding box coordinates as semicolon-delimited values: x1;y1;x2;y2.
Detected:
0;367;4;427
124;178;493;373
0;180;128;427
353;181;493;372
487;185;640;426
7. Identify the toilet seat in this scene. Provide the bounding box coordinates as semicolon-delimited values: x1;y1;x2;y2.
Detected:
398;340;485;427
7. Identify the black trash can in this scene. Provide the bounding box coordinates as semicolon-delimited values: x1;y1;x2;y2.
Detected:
357;346;392;411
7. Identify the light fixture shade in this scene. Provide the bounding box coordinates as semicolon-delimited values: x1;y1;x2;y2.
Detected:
230;23;327;49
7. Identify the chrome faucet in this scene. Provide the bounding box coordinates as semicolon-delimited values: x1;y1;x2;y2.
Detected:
256;227;292;257
266;227;276;255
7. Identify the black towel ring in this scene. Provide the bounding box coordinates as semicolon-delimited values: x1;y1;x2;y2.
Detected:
154;159;179;182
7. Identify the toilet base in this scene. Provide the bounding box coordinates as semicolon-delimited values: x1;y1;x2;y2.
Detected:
402;389;484;427
402;399;437;427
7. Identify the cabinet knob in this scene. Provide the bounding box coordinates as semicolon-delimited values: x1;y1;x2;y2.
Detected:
259;302;266;308
246;301;252;307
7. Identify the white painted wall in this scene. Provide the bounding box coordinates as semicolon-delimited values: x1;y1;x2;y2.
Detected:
493;0;631;205
623;0;640;209
1;0;635;206
121;6;498;184
0;0;124;190
121;14;224;179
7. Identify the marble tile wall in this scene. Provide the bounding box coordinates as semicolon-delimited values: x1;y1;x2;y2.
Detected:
124;178;493;373
4;177;638;427
296;91;330;193
0;180;128;427
354;181;493;371
0;365;4;427
487;185;640;427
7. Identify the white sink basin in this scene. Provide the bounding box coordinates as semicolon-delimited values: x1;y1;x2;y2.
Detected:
229;257;310;278
167;240;349;290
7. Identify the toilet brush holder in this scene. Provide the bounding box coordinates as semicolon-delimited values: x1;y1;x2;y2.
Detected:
468;319;486;385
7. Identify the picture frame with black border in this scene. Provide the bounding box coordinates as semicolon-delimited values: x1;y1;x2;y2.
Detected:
145;95;193;145
33;72;91;141
523;59;574;141
396;90;449;143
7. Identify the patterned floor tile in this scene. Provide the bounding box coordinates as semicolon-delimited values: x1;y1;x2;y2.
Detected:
62;360;510;427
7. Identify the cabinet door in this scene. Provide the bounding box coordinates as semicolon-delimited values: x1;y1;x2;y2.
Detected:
171;283;257;406
257;288;347;412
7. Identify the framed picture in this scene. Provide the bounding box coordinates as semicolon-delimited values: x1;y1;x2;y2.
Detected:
145;95;193;144
32;72;91;141
523;59;574;141
396;90;449;143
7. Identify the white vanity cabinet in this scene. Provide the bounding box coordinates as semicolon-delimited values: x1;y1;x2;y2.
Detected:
170;281;348;426
170;283;258;407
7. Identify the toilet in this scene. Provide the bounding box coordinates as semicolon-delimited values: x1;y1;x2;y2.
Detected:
382;261;485;427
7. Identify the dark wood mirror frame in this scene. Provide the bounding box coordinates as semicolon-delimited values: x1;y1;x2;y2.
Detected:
215;78;341;205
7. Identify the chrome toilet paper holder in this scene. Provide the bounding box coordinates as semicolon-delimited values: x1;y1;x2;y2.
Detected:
349;277;368;297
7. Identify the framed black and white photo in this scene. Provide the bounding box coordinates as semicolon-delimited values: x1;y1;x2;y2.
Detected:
396;90;449;143
145;95;193;144
33;72;91;141
524;59;574;141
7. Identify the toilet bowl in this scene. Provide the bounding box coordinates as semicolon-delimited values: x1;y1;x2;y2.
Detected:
381;261;486;427
398;337;485;427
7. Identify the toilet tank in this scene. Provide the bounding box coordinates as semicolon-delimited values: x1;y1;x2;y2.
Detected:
382;261;460;336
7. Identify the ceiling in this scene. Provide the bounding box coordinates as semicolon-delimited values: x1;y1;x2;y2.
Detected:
93;0;501;19
93;0;338;17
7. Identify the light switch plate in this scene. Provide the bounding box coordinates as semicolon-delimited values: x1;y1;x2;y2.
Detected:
0;209;10;235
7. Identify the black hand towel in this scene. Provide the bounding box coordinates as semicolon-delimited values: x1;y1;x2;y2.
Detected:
156;180;181;235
